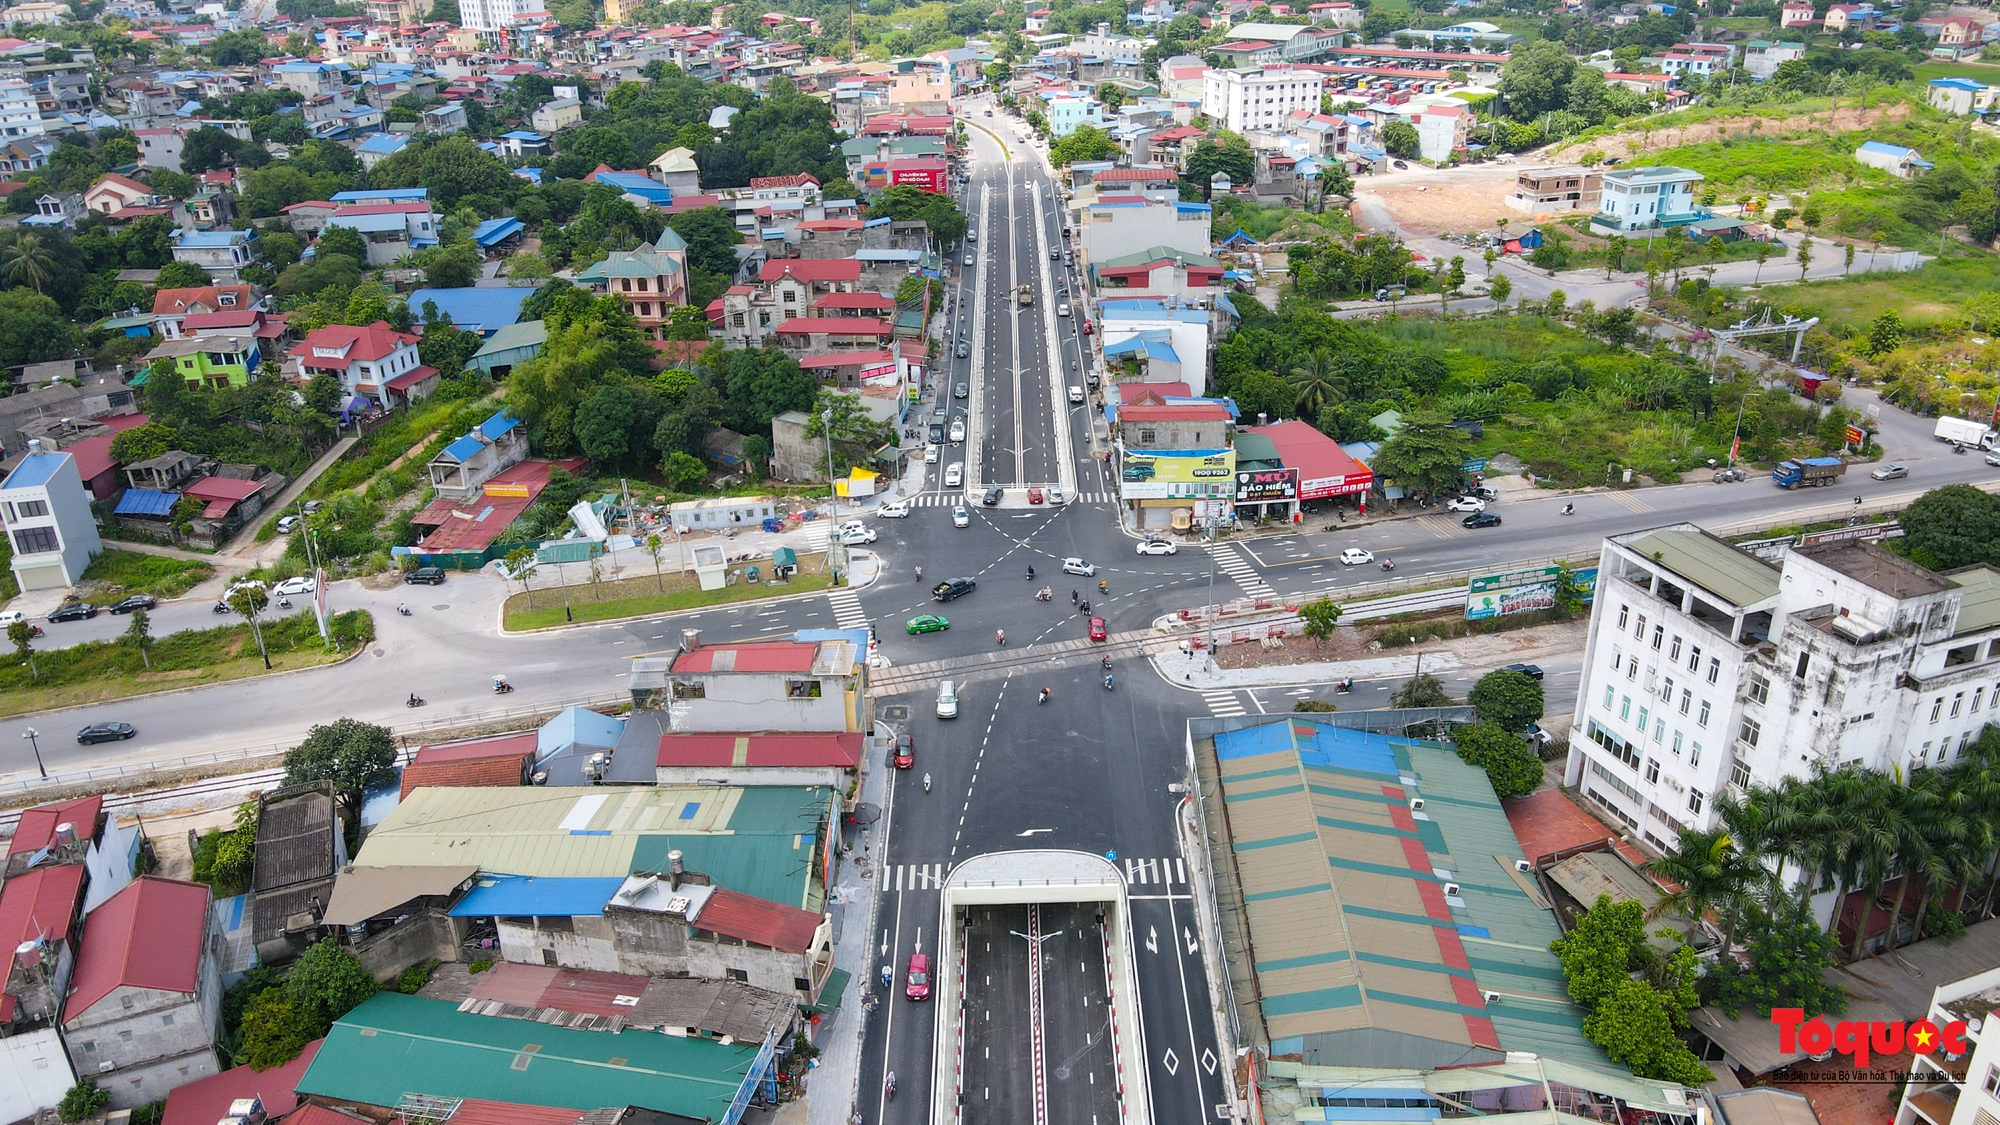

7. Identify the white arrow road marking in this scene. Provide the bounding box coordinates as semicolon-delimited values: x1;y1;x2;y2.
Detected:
1146;925;1158;954
1184;927;1198;955
1016;828;1054;836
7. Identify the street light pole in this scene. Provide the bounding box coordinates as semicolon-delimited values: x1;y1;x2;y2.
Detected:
1729;389;1761;469
1411;636;1421;682
21;728;43;779
1205;521;1218;660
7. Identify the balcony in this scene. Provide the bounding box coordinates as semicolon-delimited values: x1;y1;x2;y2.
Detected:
1905;1082;1959;1125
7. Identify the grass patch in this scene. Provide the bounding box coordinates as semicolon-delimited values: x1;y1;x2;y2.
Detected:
1914;60;2000;83
1734;257;1997;331
504;558;838;630
0;610;373;719
79;550;215;598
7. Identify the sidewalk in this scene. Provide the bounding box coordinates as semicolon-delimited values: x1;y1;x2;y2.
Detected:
1150;618;1588;691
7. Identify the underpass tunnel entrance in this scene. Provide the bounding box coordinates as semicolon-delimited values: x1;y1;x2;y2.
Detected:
933;850;1151;1125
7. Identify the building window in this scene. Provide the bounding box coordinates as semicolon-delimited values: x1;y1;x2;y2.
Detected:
1672;730;1683;756
1688;645;1701;672
1795;651;1811;678
1638;706;1650;730
1627;657;1638;679
1690;742;1702;767
1698;700;1711;727
1688;788;1706;816
118;1031;132;1043
1747;673;1769;704
1952;692;1965;718
1982;1065;1999;1098
1932;698;1945;723
11;526;56;555
1617;604;1629;629
1707;657;1721;684
1669;635;1682;661
1975;688;1985;713
16;499;46;518
1603;686;1614;709
671;680;706;700
1738;717;1761;749
1679;689;1692;715
1635;613;1646;639
787;679;823;698
1730;756;1752;789
161;1014;174;1026
1645;758;1660;783
1620;696;1631;720
726;968;749;982
1655;718;1665;742
1652;624;1664;650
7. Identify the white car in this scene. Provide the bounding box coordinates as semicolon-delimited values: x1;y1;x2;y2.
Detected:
949;418;966;443
1068;386;1084;404
1446;496;1486;513
1045;487;1065;504
839;525;878;546
1986;450;2000;468
1339;548;1375;566
964;255;974;265
877;500;911;519
1136;539;1177;556
0;610;23;627
1057;303;1072;317
952;505;970;528
276;515;302;533
272;576;317;597
924;445;939;464
944;463;964;488
1061;557;1095;576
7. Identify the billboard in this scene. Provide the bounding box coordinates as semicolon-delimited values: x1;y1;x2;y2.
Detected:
1120;450;1236;500
1465;565;1599;620
1236;468;1299;503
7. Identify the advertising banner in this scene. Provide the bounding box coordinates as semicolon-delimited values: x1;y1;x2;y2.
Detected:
1235;467;1299;503
1465;565;1598;620
1121;451;1237;501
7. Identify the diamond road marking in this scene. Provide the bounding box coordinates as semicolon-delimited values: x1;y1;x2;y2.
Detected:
1162;1049;1180;1076
1201;1048;1218;1075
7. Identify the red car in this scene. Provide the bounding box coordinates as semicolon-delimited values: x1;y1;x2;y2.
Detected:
1089;616;1107;641
1027;487;1044;504
1080;319;1093;336
893;733;915;769
905;953;931;1001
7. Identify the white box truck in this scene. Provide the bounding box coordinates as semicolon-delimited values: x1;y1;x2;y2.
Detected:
1934;417;1996;449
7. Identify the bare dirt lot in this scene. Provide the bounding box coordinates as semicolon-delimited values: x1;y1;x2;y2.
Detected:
1363;177;1522;235
1549;101;1914;162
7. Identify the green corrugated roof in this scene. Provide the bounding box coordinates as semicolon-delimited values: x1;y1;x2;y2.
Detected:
296;993;759;1119
1095;244;1222;270
471;318;548;358
1950;566;2000;635
1624;528;1779;607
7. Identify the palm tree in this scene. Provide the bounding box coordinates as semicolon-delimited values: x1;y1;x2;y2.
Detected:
1649;825;1755;950
0;233;56;294
1286;351;1345;420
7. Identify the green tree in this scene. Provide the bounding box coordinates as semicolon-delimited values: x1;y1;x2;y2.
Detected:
1468;670;1544;733
801;391;891;477
1298;597;1342;649
1585;978;1714;1085
0;232;58;293
1488;273;1512;304
662;304;711;341
1900;484;2000;570
1391;672;1452;708
665;205;745;276
8;620;37;682
1450;722;1543;799
574;384;664;473
1380;120;1420;160
502;546;539;607
315;225;369;267
282;718;398;808
1867;309;1903;357
286;939;378;1027
238;988;318;1070
1795;235;1813;281
109;421;181;464
506;249;551;284
1286;350;1345;420
1704;894;1847;1019
1370;408;1468;497
1551;895;1651;1007
1183;132;1255;198
1499;39;1578;118
122;608;154;670
423;244;481;289
58;1082;110;1122
664;450;706;491
1049;123;1120;166
865;184;967;246
1230;371;1293;425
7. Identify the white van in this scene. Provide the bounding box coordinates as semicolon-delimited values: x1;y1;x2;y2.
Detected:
1068;386;1085;404
944;463;963;488
937;680;959;718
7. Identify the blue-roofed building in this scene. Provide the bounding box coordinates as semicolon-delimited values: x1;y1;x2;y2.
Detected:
585;168;674;207
405;288;529;336
1854;139;1934;179
447;874;626;919
171;228;258;279
427;410;527;503
470;216;524;251
354;131;409;169
2;448;102;590
1927;75;1994;115
1099;298;1214;394
1190;714;1701;1122
498;130;550;158
536;705;629;786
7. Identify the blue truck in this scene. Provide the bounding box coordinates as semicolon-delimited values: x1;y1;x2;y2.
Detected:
1772;456;1846;489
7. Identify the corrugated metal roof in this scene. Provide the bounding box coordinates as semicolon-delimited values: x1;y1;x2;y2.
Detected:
10;795;102;856
449;874;625;918
321;866;478;927
64;877;210;1022
1209;718;1596;1063
295;992;761;1116
114;488;180;516
1623;528;1779;607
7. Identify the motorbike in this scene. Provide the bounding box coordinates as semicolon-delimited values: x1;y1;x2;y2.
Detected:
406;695;425;708
1956;443;1968;455
1101;656;1112;671
885;1073;896;1100
996;630;1006;647
277;597;293;610
1103;674;1114;691
493;677;514;695
397;604;412;616
1038;687;1051;705
1380;560;1395;571
1335;679;1353;694
1026;566;1034;580
213;602;232;615
1035;587;1053;602
1561;504;1574;516
1078;600;1090;615
1323;523;1340;533
922;773;932;793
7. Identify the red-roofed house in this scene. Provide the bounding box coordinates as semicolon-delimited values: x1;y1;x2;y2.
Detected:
152;285;256;340
60;877;221;1107
635;633;869;733
746;173;820;204
159;1040;320;1125
773;317;892;357
288;321;437;412
8;796;103;866
62;434;121;500
179;474;278;546
648;729;865;786
0;861;86;1117
1245;419;1373;500
400;731;539;798
720;259;864;349
606;876;834;1004
83;174;161;219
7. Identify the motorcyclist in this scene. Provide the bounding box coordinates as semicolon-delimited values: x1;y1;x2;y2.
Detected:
997;629;1006;646
1098;579;1107;594
1071;589;1078;604
1026;565;1034;580
914;566;922;582
1038;687;1051;704
923;772;932;792
1104;674;1114;690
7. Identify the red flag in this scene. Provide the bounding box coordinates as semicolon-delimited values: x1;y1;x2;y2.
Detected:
1729;435;1741;464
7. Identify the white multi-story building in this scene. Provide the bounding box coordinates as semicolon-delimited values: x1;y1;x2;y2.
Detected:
1201;67;1325;135
457;0;522;33
0;78;43;142
0;445;101;591
1894;968;2000;1125
1568;525;2000;855
1591;164;1704;233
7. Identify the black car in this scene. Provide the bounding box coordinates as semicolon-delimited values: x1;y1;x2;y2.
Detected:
109;595;157;615
1462;512;1502;529
48;603;98;623
955;342;969;358
405;566;447;585
77;722;136;745
932;577;977;602
981;487;1004;506
1502;662;1545;681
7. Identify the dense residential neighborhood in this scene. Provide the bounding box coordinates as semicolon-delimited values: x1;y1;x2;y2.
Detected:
0;0;1993;1119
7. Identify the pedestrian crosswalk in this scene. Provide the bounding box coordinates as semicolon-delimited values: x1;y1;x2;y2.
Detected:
1200;689;1246;717
1416;516;1472;540
881;856;1187;891
899;491;1117;507
1209;544;1275;598
800;523;831;547
1606;490;1654;514
828;589;868;630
